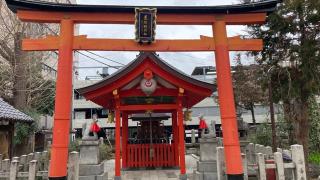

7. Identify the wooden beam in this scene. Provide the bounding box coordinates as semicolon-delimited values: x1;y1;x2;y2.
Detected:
22;35;59;51
119;104;178;111
22;35;262;51
17;10;266;25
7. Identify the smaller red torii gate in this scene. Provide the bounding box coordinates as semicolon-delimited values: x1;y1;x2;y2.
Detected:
4;0;278;179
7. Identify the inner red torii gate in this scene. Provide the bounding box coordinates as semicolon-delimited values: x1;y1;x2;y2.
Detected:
4;0;278;179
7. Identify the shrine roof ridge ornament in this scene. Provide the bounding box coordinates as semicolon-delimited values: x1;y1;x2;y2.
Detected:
5;0;279;14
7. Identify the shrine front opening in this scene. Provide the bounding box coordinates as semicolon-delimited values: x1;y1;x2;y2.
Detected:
127;113;175;168
77;52;215;173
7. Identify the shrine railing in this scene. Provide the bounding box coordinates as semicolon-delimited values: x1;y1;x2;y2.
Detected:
126;144;176;168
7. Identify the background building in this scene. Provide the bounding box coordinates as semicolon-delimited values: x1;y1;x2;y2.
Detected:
72;64;281;140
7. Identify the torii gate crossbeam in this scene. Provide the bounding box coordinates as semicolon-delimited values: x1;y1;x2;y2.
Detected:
4;0;278;179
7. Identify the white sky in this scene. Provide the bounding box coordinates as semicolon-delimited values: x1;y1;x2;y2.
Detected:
76;0;253;79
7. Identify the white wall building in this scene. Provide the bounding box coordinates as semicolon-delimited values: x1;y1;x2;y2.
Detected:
72;66;280;131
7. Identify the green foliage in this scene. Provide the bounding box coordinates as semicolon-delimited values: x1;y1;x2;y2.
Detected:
247;0;320;161
13;122;37;145
13;109;40;145
248;0;320;103
249;114;292;149
276;117;294;147
309;152;320;165
249;123;272;146
99;142;113;161
308;98;320;152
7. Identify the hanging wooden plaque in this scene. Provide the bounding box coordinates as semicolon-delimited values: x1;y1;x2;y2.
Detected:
135;8;157;44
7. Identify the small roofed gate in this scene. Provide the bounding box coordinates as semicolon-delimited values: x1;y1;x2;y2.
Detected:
77;52;215;169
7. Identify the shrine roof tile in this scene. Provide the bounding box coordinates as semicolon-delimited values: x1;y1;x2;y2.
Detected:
0;98;33;123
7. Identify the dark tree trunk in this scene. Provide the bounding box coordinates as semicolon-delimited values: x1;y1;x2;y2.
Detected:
293;98;309;176
12;32;27;110
284;99;309;176
250;104;256;125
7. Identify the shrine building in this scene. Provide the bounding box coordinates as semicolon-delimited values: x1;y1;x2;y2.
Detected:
77;52;215;176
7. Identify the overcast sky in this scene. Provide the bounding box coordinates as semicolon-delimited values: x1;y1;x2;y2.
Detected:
76;0;253;79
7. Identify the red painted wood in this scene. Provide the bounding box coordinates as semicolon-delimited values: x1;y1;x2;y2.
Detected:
154;144;157;167
122;113;128;168
144;145;147;167
83;59;211;108
177;100;186;175
157;144;161;167
135;145;138;167
18;10;267;25
159;144;162;167
170;145;174;166
214;21;244;175
162;143;169;166
172;111;179;166
169;145;171;166
144;144;150;167
131;145;134;167
114;101;121;177
128;145;131;167
164;144;166;166
141;144;144;167
119;104;178;111
49;19;74;178
153;145;157;167
139;144;142;167
126;144;175;168
130;145;133;167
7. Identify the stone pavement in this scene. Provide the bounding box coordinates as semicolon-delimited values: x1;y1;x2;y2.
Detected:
104;155;198;180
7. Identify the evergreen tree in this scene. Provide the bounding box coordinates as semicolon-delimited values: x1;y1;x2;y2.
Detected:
247;0;320;169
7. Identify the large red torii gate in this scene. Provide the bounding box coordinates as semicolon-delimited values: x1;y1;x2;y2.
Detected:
4;0;278;179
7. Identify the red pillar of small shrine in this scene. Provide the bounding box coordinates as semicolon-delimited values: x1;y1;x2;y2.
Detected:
114;94;121;179
122;112;128;168
172;111;179;166
213;20;243;179
49;19;74;180
177;95;186;179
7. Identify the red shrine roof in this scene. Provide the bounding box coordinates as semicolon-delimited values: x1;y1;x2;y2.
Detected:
77;52;215;109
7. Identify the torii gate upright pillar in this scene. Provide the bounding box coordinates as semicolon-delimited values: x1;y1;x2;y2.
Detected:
213;20;243;179
49;19;74;180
